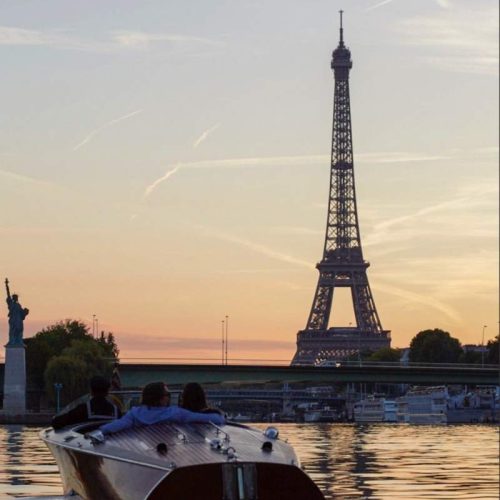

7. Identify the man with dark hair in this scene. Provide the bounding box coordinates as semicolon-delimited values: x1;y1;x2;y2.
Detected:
52;375;122;430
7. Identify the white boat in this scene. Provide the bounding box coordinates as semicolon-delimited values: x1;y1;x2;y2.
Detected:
303;403;338;423
41;419;325;499
383;400;398;422
353;397;397;423
396;386;448;424
397;386;499;424
447;387;499;423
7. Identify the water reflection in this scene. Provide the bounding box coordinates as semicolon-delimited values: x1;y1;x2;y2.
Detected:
255;423;499;499
0;424;498;499
0;425;61;497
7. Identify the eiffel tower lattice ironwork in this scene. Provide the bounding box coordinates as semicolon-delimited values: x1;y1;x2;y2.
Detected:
291;13;390;366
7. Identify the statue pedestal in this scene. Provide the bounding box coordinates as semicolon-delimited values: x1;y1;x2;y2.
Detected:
2;345;26;414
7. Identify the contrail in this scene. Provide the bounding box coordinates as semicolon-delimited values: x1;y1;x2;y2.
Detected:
203;226;460;321
144;164;183;198
373;282;461;323
193;123;220;148
143;155;327;198
0;168;57;188
73;109;143;151
202;227;312;269
366;0;396;11
142;152;452;198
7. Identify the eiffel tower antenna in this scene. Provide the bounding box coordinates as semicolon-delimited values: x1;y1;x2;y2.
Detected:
339;10;344;45
292;13;390;366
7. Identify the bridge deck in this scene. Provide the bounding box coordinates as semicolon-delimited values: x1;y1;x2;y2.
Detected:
118;363;500;387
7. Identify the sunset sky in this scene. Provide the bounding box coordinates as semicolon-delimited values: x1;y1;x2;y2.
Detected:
0;0;498;362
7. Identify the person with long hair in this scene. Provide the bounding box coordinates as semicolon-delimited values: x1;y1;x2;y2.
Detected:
179;382;223;415
100;381;224;434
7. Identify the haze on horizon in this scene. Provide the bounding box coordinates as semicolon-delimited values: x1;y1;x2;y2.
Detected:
0;0;498;362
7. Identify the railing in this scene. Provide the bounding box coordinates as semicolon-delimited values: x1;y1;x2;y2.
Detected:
0;356;497;370
110;357;293;366
111;358;499;370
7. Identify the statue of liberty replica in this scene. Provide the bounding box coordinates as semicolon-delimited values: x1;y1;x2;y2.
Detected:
2;278;29;414
5;278;29;346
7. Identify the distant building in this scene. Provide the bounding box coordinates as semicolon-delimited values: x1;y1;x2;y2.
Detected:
463;344;488;354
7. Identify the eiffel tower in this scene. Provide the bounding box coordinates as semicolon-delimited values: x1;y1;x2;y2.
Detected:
292;13;390;366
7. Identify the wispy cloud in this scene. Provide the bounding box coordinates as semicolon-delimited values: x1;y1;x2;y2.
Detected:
357;152;451;163
202;226;465;324
116;333;295;356
0;168;57;188
270;226;323;236
367;0;453;12
193;123;220;149
364;182;498;248
366;0;397;12
73;109;143;151
112;31;222;49
373;281;462;323
0;26;87;49
0;26;223;53
142;152;446;198
200;227;312;269
399;6;499;75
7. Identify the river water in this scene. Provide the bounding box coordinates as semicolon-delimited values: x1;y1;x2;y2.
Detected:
0;423;498;499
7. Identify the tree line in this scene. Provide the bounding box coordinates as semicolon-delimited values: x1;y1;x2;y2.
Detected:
355;328;499;365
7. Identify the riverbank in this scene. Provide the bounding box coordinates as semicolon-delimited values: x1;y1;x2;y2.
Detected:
0;412;52;425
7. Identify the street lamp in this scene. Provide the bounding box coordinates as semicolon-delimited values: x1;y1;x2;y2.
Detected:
225;315;229;366
54;382;63;413
481;325;488;366
221;320;225;365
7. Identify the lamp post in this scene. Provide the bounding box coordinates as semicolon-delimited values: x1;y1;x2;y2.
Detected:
54;382;63;413
221;320;225;365
481;325;487;366
225;315;229;366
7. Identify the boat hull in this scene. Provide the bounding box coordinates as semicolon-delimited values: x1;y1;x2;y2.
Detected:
42;421;325;500
45;440;167;500
148;462;324;500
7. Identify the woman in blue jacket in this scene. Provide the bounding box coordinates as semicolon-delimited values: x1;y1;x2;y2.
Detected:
100;381;225;434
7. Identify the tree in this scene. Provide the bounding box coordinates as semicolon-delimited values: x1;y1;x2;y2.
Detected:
44;356;89;407
486;335;499;364
458;350;482;365
368;347;401;363
45;340;115;406
409;329;462;363
25;319;119;405
25;319;94;391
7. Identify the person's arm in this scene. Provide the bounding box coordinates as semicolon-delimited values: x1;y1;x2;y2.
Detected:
99;409;136;434
172;407;225;425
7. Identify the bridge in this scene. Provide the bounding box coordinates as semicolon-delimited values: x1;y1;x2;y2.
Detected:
117;362;500;387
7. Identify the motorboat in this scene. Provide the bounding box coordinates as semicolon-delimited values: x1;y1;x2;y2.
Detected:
41;419;325;499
